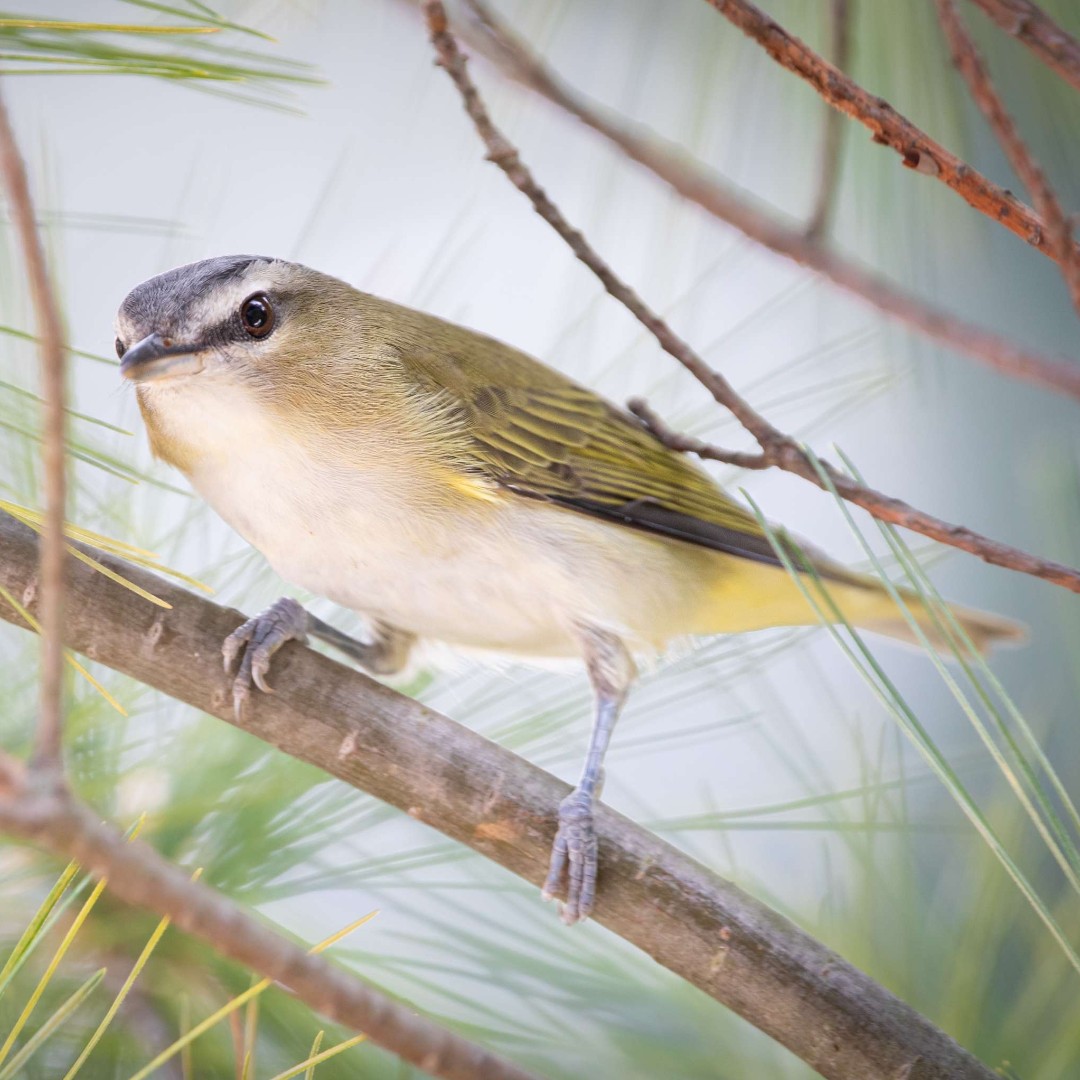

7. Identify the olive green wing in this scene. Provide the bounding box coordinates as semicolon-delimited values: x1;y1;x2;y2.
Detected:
404;337;786;568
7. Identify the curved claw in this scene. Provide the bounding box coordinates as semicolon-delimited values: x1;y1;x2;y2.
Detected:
222;597;309;716
542;789;598;925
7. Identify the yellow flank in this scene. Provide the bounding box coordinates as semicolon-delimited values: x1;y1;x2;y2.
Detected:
444;470;505;503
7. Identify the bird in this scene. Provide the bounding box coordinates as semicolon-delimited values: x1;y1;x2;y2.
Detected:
115;254;1023;924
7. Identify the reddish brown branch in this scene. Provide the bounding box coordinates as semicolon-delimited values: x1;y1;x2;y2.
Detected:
935;0;1080;312
703;0;1080;265
425;1;1080;594
0;769;535;1080
805;0;851;240
0;90;66;771
968;0;1080;93
454;0;1080;403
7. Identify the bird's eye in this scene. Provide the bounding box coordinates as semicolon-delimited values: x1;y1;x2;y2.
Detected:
239;293;274;339
115;338;126;359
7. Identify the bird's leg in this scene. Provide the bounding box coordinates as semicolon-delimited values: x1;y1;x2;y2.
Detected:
223;597;414;717
542;625;636;924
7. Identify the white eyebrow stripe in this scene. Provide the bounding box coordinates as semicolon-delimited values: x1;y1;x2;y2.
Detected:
187;271;282;332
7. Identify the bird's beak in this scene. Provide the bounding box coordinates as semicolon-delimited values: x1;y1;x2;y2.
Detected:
120;334;207;383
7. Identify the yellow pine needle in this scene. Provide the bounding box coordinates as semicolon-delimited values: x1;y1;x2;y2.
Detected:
0;503;171;609
112;550;214;595
64;545;172;608
241;991;258;1079
62;868;203;1079
0;877;109;1067
1;500;214;598
266;1033;367;1080
128;910;378;1080
0;968;106;1080
0;860;79;994
0;19;218;34
0;582;128;715
0;502;153;557
304;1031;324;1080
127;813;148;842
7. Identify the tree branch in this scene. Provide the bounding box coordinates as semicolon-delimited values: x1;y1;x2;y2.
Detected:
0;89;66;772
452;0;1080;403
0;764;535;1080
967;0;1080;93
804;0;851;241
426;2;1080;594
935;0;1080;313
703;0;1080;264
0;510;997;1080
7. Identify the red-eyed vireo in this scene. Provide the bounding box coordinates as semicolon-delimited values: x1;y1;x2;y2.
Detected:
115;255;1022;924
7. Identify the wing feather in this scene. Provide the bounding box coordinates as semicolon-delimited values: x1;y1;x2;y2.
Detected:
400;336;784;566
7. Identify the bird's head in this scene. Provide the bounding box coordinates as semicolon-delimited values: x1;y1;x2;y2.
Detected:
115;255;362;391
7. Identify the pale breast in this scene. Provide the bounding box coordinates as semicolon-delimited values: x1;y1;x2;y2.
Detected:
139;376;589;654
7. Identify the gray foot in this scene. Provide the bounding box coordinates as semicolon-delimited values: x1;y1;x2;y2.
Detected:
541;788;598;924
222;597;309;718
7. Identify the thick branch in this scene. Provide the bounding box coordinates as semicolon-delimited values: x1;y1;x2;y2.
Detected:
0;90;66;769
0;771;534;1080
454;0;1080;403
0;511;995;1080
936;0;1080;312
703;0;1080;264
968;0;1080;93
427;2;1080;594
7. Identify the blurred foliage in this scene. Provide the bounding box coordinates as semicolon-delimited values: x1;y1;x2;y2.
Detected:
1;0;1080;1077
0;1;317;105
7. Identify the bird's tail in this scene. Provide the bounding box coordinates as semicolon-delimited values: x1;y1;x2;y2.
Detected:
688;549;1024;656
805;562;1026;656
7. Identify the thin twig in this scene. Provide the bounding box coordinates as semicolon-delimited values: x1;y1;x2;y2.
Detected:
0;89;66;773
454;0;1080;402
0;764;535;1080
627;399;1080;589
0;512;998;1080
703;0;1080;264
805;0;851;240
626;400;769;469
935;0;1080;312
426;1;1080;594
968;0;1080;93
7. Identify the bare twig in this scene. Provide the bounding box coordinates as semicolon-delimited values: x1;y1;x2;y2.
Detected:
426;2;1080;594
0;89;66;773
968;0;1080;93
454;0;1080;403
703;0;1080;265
936;0;1080;312
625;401;769;469
0;512;998;1080
0;760;535;1080
805;0;851;240
627;398;1080;589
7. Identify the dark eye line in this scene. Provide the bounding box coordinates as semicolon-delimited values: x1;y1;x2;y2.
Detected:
115;337;126;359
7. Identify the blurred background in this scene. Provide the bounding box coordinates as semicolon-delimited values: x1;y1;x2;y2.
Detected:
1;1;1079;1076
